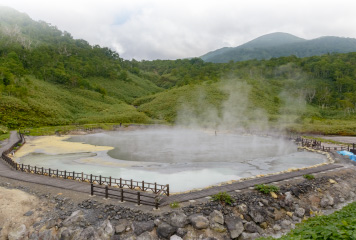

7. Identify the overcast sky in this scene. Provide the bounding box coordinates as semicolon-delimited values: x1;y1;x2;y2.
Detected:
1;0;356;60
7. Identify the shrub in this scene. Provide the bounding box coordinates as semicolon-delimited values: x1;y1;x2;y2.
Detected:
303;174;315;180
254;184;279;194
211;192;235;205
169;201;180;209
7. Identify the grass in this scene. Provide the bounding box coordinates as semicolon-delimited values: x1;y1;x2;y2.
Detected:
303;174;315;180
254;184;279;194
169;201;180;209
211;192;235;205
0;132;10;141
258;201;356;240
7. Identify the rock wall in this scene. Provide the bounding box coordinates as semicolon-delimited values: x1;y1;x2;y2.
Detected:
5;167;356;240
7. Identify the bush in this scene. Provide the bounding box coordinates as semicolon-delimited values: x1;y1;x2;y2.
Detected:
303;174;315;180
169;201;180;209
254;184;279;194
211;192;235;205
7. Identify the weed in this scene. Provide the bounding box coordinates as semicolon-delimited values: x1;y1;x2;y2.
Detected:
211;192;235;205
254;184;279;194
303;174;315;180
169;201;180;209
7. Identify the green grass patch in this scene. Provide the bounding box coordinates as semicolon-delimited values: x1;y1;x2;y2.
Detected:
0;132;10;141
303;174;315;180
211;192;235;205
259;201;356;240
254;184;279;194
169;201;180;209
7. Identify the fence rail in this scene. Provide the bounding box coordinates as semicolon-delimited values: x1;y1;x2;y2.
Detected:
295;137;355;152
1;132;169;198
91;184;160;209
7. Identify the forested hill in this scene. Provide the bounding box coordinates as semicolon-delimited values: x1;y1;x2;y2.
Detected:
200;32;356;63
2;7;356;135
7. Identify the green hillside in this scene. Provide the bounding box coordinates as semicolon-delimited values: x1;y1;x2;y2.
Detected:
201;32;356;63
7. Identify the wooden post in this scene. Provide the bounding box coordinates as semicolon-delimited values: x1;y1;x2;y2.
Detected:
81;172;83;182
42;167;44;175
137;192;140;205
105;186;109;199
15;163;18;171
99;175;102;185
109;177;111;186
130;179;133;189
121;189;124;202
73;171;75;180
91;184;94;196
28;165;30;172
155;198;159;209
64;170;66;179
154;183;157;194
90;174;93;183
21;164;23;171
49;168;51;177
34;166;36;174
56;169;58;177
167;184;170;196
142;181;144;191
120;178;122;188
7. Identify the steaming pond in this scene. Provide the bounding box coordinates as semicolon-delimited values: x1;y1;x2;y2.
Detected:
16;129;327;192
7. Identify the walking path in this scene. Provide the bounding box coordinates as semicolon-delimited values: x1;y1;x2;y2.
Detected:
0;131;345;206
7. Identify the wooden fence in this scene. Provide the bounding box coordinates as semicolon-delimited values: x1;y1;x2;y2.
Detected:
295;137;355;152
1;132;169;197
91;184;162;209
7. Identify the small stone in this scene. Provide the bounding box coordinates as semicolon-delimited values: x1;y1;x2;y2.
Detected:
170;235;183;240
209;210;224;225
225;216;244;239
281;220;291;229
270;192;278;199
132;221;155;236
238;204;248;213
294;208;305;218
156;222;177;239
244;222;258;233
176;228;187;238
286;212;293;218
8;224;27;240
238;232;260;240
190;214;209;230
24;211;34;216
273;224;282;231
169;211;188;228
260;222;268;229
329;179;337;184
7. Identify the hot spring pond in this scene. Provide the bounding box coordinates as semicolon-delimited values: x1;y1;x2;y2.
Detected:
15;129;327;192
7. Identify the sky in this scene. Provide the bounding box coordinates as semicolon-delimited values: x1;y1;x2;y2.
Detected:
1;0;356;60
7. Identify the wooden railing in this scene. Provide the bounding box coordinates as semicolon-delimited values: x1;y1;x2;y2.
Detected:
91;184;160;209
295;137;356;152
1;132;169;197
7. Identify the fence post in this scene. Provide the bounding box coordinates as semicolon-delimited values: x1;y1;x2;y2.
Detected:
120;178;122;188
130;179;133;189
121;189;124;202
64;170;66;179
42;167;44;175
90;174;93;183
21;164;23;171
142;181;144;191
109;177;111;186
28;165;30;172
91;184;94;196
137;192;140;205
15;163;18;171
73;171;75;180
56;169;58;177
49;168;51;177
82;172;84;182
34;166;36;174
154;183;157;194
99;175;102;185
105;186;109;199
155;198;159;209
167;184;170;196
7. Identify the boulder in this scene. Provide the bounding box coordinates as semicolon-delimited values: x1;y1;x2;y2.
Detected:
294;208;305;218
137;231;154;240
115;219;129;234
238;203;248;213
189;214;209;230
132;221;155;236
170;235;183;240
248;208;265;223
225;216;244;239
281;220;291;229
156;222;177;239
169;211;188;228
244;222;258;233
78;226;100;240
62;210;84;227
98;219;114;238
320;194;334;208
284;192;294;206
209;210;224;225
176;228;187;238
238;232;260;240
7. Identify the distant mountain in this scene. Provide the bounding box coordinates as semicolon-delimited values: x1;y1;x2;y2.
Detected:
201;32;356;63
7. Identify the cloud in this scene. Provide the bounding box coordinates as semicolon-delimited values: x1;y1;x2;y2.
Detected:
1;0;356;60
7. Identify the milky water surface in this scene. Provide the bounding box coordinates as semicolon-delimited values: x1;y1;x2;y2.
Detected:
18;129;327;192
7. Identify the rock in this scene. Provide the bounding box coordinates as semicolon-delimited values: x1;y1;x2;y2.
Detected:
98;219;114;238
209;210;224;225
24;210;34;216
320;194;334;208
154;219;162;226
286;212;293;218
273;224;281;231
284;192;294;206
169;211;188;228
248;208;265;223
59;227;73;240
62;210;84;227
38;229;55;240
270;192;278;199
244;222;258;233
189;214;209;230
329;179;337;184
78;226;100;239
8;224;27;240
294;208;305;218
115;219;129;234
281;220;291;229
261;199;269;206
170;235;183;240
260;222;268;229
156;222;177;239
225;216;244;239
273;210;285;221
132;221;155;236
238;204;248;213
137;231;153;240
176;228;187;238
238;232;260;240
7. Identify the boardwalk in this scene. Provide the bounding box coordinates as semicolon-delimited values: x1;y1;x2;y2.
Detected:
0;131;344;206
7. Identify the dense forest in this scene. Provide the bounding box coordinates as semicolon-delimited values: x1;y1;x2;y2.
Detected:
1;7;356;135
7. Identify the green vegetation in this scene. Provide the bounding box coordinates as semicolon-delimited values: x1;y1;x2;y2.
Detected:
303;174;315;180
211;192;235;205
259;201;356;240
254;184;279;194
169;201;180;209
